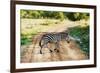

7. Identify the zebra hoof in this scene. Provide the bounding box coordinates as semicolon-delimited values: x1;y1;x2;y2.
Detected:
54;49;59;53
67;41;70;43
54;49;57;51
56;50;59;53
40;52;42;54
50;50;53;53
40;51;42;54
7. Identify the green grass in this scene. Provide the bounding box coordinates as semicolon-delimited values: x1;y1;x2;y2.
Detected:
68;25;89;55
21;32;37;45
21;35;31;45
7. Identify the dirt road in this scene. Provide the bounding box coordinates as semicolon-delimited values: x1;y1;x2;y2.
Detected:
21;34;88;63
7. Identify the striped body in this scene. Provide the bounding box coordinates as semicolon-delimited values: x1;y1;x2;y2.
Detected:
39;32;70;54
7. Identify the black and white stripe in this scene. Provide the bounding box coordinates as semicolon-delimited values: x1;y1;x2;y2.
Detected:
39;32;70;54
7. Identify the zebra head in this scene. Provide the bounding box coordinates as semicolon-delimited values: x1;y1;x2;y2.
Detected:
60;32;70;43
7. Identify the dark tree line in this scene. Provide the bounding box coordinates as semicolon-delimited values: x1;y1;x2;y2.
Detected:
20;10;89;21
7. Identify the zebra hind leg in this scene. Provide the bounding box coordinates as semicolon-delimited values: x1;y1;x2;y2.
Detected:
40;45;44;54
40;47;42;54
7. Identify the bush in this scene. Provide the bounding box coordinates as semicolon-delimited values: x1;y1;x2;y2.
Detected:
21;33;37;45
66;13;89;21
21;35;31;45
68;26;89;55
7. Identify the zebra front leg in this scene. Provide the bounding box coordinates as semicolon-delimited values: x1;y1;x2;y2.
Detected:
66;35;70;43
54;42;59;53
54;49;59;53
47;43;53;53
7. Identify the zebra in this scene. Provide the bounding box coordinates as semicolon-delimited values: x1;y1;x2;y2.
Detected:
39;32;70;54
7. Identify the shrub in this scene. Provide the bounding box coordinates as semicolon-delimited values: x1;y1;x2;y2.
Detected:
68;26;89;55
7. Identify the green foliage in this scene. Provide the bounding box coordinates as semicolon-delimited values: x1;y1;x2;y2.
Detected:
21;32;37;45
21;35;32;45
66;12;89;21
20;10;89;21
68;26;89;55
20;10;41;18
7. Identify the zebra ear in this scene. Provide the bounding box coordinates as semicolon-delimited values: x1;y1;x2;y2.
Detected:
65;29;69;34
